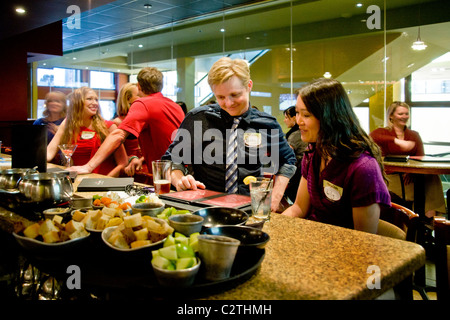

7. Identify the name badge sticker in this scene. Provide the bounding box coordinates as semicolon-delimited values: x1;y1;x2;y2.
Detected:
243;132;262;147
323;180;343;202
81;131;95;140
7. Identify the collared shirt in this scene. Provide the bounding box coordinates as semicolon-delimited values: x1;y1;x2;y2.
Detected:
162;104;296;195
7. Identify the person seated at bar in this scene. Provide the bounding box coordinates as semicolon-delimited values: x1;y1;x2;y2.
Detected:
283;106;308;203
282;78;391;233
370;101;446;218
161;57;297;212
47;86;128;176
113;82;146;174
33;91;67;144
66;67;185;177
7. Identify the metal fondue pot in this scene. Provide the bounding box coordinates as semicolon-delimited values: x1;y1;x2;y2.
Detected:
16;172;73;205
0;168;38;190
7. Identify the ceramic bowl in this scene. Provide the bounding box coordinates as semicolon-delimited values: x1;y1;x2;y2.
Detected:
131;202;165;217
42;207;71;220
192;207;248;228
168;214;204;236
152;258;201;287
201;225;269;250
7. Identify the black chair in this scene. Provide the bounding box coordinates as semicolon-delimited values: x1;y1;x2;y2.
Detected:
434;216;450;300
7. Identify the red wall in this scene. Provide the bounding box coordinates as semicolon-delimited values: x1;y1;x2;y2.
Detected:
0;21;63;122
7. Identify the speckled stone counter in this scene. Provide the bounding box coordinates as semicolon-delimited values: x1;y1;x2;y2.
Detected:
206;214;426;300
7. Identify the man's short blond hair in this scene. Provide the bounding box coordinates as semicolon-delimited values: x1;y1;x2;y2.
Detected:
208;57;251;88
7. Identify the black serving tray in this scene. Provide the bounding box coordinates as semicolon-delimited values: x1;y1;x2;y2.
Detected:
12;233;265;300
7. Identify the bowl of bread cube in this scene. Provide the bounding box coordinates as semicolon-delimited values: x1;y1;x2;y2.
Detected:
101;213;174;253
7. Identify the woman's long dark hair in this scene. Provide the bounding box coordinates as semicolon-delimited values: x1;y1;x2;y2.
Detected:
298;78;387;183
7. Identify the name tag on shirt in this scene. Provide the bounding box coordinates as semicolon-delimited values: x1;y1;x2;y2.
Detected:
323;180;343;201
243;132;262;147
81;131;95;140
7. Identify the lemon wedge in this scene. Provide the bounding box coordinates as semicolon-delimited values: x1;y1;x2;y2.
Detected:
243;176;257;185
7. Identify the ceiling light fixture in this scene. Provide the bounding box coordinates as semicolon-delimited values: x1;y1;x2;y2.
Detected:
356;3;363;8
323;72;332;79
144;4;152;9
220;28;225;32
411;26;427;51
15;7;26;14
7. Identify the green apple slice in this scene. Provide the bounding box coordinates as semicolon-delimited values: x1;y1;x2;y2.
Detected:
163;234;176;247
176;243;195;258
151;250;160;259
151;255;171;269
176;257;196;270
158;245;178;261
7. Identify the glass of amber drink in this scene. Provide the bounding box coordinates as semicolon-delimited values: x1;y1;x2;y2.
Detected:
152;160;172;194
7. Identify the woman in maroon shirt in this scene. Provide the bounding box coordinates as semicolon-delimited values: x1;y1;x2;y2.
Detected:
370;101;446;218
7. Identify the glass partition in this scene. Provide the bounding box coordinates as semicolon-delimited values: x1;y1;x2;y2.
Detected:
33;0;450;147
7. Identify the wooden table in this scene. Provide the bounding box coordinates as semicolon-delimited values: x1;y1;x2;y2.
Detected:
0;157;426;300
383;158;450;216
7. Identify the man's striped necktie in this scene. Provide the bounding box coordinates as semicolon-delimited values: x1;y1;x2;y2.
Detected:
225;117;241;193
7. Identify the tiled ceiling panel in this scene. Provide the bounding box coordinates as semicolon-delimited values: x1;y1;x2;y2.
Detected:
62;0;268;51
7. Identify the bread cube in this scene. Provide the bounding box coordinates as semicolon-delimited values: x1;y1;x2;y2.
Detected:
38;219;59;236
72;210;86;222
42;231;60;243
96;214;111;230
134;227;149;241
124;213;142;228
52;215;63;225
69;228;89;240
65;220;84;234
23;223;40;239
105;217;122;228
130;240;151;248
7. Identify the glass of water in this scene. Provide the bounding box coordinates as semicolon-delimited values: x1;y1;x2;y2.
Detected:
249;177;273;221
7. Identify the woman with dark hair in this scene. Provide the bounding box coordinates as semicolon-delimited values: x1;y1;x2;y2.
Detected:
283;106;308;202
282;78;390;233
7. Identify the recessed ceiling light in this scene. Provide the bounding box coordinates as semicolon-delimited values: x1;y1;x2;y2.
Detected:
72;57;77;60
144;4;152;9
15;7;26;14
220;28;225;32
138;44;143;48
356;3;363;7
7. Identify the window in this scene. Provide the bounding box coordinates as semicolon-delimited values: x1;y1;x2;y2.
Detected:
37;67;84;88
411;52;450;102
99;100;116;120
90;71;115;90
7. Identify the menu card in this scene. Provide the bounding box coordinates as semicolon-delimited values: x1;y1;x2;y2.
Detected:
159;189;251;209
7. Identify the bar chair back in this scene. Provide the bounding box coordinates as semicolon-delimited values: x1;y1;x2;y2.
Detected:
433;216;450;300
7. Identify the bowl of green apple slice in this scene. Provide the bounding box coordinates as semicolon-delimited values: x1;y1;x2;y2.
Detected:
151;232;201;287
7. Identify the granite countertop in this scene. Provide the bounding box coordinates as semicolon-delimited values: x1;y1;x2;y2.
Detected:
206;214;425;300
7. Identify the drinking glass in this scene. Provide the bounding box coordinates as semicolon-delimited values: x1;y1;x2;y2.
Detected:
152;160;172;194
249;177;273;221
58;144;77;167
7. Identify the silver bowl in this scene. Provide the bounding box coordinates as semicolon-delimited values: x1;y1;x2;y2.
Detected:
152;258;201;287
168;214;204;236
43;207;71;220
131;202;165;217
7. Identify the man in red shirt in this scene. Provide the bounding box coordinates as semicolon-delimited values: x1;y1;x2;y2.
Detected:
68;67;185;176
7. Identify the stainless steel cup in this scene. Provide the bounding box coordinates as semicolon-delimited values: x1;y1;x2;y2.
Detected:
197;234;240;281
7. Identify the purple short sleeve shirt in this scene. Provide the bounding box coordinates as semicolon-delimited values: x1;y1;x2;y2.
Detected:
301;150;391;229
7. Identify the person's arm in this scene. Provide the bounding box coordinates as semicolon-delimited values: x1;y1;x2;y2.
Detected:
47;119;66;162
67;128;128;174
282;176;310;218
352;203;380;234
271;175;290;212
124;156;145;176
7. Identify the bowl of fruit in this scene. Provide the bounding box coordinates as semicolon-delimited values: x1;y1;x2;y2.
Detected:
151;232;201;287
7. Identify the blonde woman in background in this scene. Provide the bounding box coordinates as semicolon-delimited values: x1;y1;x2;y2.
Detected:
33;91;67;144
370;101;446;218
47;86;127;176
